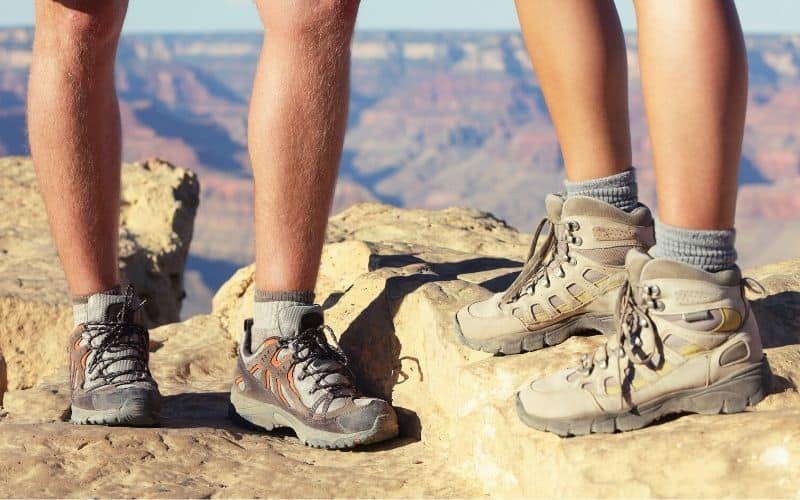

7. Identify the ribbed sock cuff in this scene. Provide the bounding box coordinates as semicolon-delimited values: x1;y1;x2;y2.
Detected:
564;167;639;212
254;290;315;304
654;220;737;272
70;285;123;305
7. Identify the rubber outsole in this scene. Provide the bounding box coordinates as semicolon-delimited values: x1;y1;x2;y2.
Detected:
455;312;615;355
229;392;399;449
70;396;160;427
516;358;772;437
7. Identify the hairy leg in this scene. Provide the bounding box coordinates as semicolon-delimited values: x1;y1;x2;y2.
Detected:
250;0;359;292
635;0;747;229
515;0;631;181
28;0;128;295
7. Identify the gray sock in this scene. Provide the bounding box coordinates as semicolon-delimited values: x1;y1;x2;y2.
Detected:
654;219;737;272
71;285;123;327
564;167;639;212
252;290;315;347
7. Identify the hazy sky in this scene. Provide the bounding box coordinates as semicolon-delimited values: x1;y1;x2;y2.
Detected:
1;1;798;34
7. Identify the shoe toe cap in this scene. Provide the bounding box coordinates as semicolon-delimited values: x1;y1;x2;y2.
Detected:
336;398;398;434
455;294;526;341
517;369;598;420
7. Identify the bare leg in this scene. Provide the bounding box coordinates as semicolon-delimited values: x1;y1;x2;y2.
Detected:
249;0;359;292
635;0;747;230
515;0;630;181
28;0;128;295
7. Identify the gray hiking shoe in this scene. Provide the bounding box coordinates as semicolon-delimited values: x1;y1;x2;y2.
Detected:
455;194;655;354
516;249;771;436
229;304;399;449
69;286;160;426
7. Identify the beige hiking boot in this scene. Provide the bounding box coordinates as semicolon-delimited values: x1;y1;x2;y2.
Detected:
516;249;771;436
455;194;655;354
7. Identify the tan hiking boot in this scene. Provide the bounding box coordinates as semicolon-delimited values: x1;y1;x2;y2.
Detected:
455;194;655;354
516;249;771;436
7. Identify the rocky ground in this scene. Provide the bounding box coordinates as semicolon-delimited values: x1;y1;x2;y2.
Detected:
0;160;798;497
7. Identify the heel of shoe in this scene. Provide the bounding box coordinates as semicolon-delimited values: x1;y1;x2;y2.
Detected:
686;359;771;415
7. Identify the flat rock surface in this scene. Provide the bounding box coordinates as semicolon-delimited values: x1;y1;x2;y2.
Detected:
2;202;798;497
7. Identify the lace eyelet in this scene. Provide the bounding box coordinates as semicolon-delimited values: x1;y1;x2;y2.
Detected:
568;221;581;231
617;347;625;357
649;285;661;296
573;236;583;246
638;318;648;328
569;257;578;266
655;300;666;311
555;269;565;278
633;336;643;347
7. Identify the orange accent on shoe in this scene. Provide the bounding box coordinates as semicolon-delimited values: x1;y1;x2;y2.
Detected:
248;363;263;375
271;350;287;368
80;350;90;369
288;364;299;397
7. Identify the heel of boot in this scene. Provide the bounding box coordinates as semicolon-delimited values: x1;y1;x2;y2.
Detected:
686;359;771;415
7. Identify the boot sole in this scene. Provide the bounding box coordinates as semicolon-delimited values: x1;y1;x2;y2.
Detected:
70;396;160;427
516;358;772;437
455;312;615;355
229;391;399;449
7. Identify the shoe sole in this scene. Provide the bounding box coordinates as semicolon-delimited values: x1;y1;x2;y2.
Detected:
455;312;616;355
516;358;771;437
229;391;399;449
70;396;160;427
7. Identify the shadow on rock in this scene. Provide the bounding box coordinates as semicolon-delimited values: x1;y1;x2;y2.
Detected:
337;253;519;441
159;391;253;431
752;291;800;348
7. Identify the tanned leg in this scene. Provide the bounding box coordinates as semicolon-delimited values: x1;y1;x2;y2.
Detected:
28;0;128;295
515;0;631;181
634;0;747;229
249;0;359;292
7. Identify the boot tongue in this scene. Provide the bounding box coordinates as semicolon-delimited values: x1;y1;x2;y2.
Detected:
277;304;324;338
544;193;565;222
625;248;653;290
84;293;128;324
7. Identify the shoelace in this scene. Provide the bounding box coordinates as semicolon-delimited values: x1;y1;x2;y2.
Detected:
501;216;581;303
575;281;664;405
279;325;357;401
576;275;767;406
84;285;153;386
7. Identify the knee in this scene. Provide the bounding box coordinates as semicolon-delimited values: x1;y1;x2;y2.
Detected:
39;0;127;55
260;0;360;44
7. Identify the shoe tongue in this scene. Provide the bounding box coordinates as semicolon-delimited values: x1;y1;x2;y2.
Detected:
544;193;565;221
85;293;128;324
625;248;653;289
278;304;324;338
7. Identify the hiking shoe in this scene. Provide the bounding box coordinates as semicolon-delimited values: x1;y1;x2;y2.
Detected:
229;305;399;449
455;194;655;354
516;249;771;436
69;285;160;426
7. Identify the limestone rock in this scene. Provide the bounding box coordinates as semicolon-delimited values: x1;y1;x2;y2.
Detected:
1;202;798;497
0;157;199;391
211;203;800;497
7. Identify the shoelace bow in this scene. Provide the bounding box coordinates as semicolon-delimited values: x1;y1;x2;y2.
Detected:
84;285;152;386
279;325;357;401
501;216;580;303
